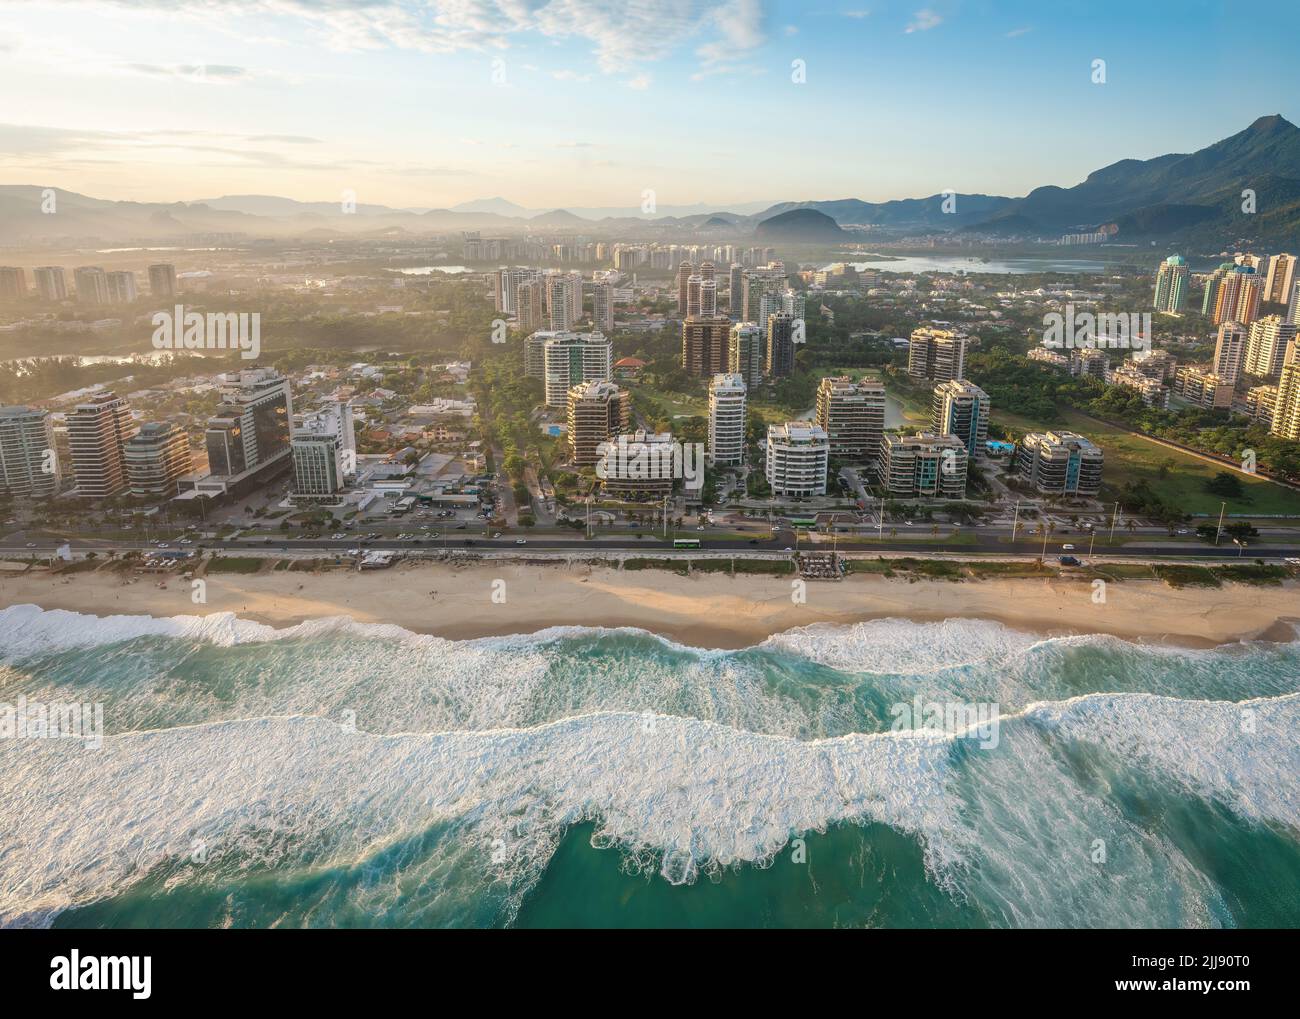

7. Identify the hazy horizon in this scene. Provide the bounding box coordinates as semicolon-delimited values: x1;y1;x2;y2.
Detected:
3;0;1300;210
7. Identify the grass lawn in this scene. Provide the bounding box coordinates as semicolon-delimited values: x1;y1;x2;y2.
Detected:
992;407;1299;517
205;556;268;574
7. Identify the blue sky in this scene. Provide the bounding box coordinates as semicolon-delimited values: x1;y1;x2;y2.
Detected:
2;0;1297;210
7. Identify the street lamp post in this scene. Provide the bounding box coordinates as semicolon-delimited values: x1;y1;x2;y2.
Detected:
1215;501;1226;546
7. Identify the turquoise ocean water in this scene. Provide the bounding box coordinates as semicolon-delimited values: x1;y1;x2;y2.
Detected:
0;604;1296;928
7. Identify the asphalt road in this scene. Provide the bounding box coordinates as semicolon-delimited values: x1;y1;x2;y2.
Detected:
8;534;1299;560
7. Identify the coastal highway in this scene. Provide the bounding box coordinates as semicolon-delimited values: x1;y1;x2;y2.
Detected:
5;534;1300;561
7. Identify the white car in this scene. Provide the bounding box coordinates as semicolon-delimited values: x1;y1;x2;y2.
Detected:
515;538;527;545
1062;544;1076;551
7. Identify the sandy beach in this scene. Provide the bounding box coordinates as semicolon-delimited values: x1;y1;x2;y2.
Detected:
1;559;1297;648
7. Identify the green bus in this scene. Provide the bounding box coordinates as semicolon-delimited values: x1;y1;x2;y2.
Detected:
672;538;701;549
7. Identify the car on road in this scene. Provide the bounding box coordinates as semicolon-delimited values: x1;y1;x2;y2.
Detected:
25;542;36;548
1059;555;1081;566
783;547;793;552
515;538;527;545
492;532;502;538
1061;544;1076;551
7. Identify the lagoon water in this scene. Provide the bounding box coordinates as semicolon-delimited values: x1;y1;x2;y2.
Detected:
0;605;1296;928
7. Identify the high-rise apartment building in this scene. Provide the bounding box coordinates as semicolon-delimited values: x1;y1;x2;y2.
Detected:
543;331;613;407
907;326;967;382
0;406;58;497
33;266;67;301
290;400;356;497
931;379;991;458
204;368;294;478
591;279;615;335
67;391;135;499
148;263;177;299
73;266;110;305
105;270;137;304
681;315;732;377
0;267;27;299
815;375;885;460
1272;358;1300;440
765;422;829;497
1264;253;1296;305
516;278;545;332
1153;255;1189;312
124;422;192;497
879;433;968;499
728;322;764;389
1212;266;1262;326
566;380;628;466
1243;315;1297;379
765;312;795;378
1212;321;1248;384
708;374;747;466
676;261;694;317
1015;431;1104;496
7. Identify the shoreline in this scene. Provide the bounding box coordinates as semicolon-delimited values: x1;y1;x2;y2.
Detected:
1;561;1298;650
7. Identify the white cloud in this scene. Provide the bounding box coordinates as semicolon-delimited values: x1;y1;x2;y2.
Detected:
77;1;765;75
905;9;942;33
1005;26;1032;38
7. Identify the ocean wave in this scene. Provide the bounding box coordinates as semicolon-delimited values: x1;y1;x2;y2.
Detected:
2;691;1295;928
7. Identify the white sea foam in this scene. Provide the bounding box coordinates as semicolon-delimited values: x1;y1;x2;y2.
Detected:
1;690;1295;927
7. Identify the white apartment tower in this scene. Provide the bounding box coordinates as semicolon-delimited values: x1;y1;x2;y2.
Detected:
0;406;59;498
708;373;747;466
765;421;829;497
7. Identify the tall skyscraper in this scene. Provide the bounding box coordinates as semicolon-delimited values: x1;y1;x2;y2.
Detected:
591;279;615;335
546;274;579;330
67;392;135;499
708;373;747;466
1212;266;1262;326
0;406;58;497
204;368;294;479
516;278;545;331
815;375;885;461
728;322;764;388
33;266;67;301
0;267;27;299
1153;255;1189;312
105;270;137;304
1272;361;1300;440
1212;321;1248;384
931;379;991;458
124;422;192;497
742;265;786;321
73;266;110;305
1244;315;1298;379
908;326;967;382
765;312;795;378
728;264;744;315
681;315;731;377
1264;254;1297;305
676;261;695;317
543;331;613;407
148;263;177;299
567;380;628;466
